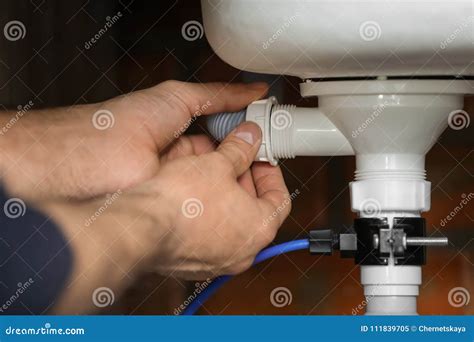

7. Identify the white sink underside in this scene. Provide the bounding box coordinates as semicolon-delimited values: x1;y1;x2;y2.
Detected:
202;0;474;79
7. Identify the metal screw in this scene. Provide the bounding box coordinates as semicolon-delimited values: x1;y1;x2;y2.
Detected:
405;236;448;247
372;234;379;249
373;234;448;249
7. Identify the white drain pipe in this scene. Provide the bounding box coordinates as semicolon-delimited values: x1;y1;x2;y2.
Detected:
207;97;354;165
207;79;471;315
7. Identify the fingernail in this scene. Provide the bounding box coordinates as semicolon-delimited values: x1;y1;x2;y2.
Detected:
233;122;261;145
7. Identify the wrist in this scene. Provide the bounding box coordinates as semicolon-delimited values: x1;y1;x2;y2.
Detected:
0;108;52;198
0;110;31;184
42;189;173;274
0;105;94;200
39;192;172;313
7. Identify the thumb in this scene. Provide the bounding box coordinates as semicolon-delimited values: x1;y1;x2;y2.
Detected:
216;121;262;177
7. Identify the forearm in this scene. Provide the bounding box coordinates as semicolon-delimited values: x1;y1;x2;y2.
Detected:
40;192;171;314
0;105;99;200
0;109;39;186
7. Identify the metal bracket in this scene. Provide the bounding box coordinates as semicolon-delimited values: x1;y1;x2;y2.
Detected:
309;217;448;266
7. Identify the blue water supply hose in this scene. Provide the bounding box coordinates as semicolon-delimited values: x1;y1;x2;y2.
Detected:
181;239;310;315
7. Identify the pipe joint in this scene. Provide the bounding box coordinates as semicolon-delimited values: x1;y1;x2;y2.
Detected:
207;97;354;165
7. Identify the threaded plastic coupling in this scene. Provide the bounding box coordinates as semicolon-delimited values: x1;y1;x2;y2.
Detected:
270;104;295;159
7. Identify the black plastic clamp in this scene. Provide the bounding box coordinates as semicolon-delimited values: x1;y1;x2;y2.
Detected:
308;217;446;266
353;217;426;266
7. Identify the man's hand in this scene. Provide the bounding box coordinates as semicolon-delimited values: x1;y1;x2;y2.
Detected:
0;81;267;200
44;120;291;313
147;122;291;280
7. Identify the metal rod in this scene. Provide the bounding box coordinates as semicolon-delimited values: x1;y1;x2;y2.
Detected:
405;237;448;246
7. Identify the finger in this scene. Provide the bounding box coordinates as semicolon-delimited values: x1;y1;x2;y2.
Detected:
252;163;291;224
160;135;215;163
215;121;261;178
140;81;268;149
238;170;257;197
158;80;268;116
188;135;216;155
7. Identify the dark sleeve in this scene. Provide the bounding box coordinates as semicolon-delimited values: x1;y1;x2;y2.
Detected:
0;186;73;314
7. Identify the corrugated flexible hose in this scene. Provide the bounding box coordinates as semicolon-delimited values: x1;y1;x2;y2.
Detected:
206;110;246;141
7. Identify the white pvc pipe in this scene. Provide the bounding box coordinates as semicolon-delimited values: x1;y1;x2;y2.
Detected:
365;296;418;315
359;211;422;315
270;106;354;159
361;264;421;315
209;98;354;165
292;107;354;156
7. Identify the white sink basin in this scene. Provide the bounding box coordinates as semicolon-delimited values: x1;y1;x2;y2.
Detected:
201;0;474;79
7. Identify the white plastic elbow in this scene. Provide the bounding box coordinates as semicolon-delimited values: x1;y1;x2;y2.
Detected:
207;97;354;165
